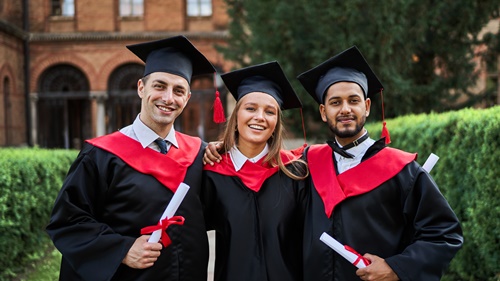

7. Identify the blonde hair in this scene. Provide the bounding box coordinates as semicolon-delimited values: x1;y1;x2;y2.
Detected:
219;98;308;180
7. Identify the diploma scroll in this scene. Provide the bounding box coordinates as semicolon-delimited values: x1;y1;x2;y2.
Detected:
148;182;190;243
422;153;439;173
320;232;370;269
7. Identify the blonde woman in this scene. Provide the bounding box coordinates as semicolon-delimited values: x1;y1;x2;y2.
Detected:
203;61;308;281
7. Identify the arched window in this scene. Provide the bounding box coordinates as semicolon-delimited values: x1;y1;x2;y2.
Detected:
107;63;144;133
38;64;90;149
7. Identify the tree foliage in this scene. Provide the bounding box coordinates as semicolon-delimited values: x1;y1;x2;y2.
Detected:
218;0;500;138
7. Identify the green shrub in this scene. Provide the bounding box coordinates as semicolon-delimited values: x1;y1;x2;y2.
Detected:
0;148;77;280
366;106;500;280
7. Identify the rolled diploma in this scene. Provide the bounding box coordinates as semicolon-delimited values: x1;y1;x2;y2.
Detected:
320;232;368;268
148;182;190;243
422;153;439;173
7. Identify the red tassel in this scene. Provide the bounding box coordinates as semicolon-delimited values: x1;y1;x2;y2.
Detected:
381;121;391;144
213;90;226;123
378;89;390;144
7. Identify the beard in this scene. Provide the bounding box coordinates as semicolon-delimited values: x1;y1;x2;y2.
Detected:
327;114;366;139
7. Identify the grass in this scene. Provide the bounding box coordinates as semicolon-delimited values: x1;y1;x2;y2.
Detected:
13;244;60;281
12;233;217;281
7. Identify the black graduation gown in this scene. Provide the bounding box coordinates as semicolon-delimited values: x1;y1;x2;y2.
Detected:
303;139;463;281
46;132;209;281
202;152;307;281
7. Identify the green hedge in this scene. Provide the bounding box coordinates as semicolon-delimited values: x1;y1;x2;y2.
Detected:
0;148;77;280
366;106;500;281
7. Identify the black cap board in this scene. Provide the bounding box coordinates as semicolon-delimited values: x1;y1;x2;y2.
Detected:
221;61;302;110
126;35;215;83
297;46;383;104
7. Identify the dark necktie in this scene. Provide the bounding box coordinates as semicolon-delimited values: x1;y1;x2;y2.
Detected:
327;133;370;159
154;138;168;154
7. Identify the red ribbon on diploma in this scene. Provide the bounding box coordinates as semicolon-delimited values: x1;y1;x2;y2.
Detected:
345;245;371;267
141;216;185;247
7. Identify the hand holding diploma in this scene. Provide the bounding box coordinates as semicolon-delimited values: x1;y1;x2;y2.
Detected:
140;183;190;247
320;232;370;268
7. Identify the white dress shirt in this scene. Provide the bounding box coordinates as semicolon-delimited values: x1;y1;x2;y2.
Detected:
334;132;375;174
229;144;269;172
119;115;179;153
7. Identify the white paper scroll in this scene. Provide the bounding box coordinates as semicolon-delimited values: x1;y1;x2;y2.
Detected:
320;232;369;268
422;153;439;173
148;182;190;243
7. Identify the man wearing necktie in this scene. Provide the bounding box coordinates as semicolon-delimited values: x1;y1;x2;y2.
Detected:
46;35;216;281
154;138;168;154
297;46;463;281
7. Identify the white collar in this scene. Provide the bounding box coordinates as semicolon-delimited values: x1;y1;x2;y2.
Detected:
334;135;375;161
132;115;178;149
229;144;269;172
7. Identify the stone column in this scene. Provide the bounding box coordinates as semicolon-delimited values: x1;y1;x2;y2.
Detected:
29;92;38;146
90;91;108;137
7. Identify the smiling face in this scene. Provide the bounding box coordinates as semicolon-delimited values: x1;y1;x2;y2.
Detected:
319;82;371;146
137;72;191;137
235;92;279;156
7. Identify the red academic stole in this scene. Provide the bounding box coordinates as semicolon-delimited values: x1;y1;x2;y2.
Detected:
307;144;416;218
86;131;201;193
203;148;303;192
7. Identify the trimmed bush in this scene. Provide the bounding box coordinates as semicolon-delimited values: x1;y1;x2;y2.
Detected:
0;148;77;280
366;106;500;281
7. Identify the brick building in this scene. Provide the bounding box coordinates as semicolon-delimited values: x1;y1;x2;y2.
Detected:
0;1;26;147
1;2;498;149
0;0;231;149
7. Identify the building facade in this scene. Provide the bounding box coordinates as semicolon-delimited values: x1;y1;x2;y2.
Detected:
0;1;26;147
0;0;231;149
1;1;498;148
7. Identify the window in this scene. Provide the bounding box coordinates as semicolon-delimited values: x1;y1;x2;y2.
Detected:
106;64;144;133
51;0;75;16
38;65;91;149
120;0;143;17
187;0;212;17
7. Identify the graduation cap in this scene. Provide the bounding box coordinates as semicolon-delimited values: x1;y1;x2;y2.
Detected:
221;61;302;110
127;35;227;123
296;46;383;104
297;46;391;144
126;35;215;84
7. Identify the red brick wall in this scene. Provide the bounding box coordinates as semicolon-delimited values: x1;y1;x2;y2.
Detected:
0;32;26;146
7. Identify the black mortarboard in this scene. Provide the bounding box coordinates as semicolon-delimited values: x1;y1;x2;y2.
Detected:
126;35;215;83
221;61;302;110
297;46;383;104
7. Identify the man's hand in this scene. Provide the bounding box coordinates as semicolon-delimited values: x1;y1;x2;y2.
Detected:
203;141;223;165
122;235;163;269
355;253;399;281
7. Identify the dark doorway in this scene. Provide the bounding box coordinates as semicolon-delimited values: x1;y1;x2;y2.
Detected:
38;64;91;149
106;63;144;133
